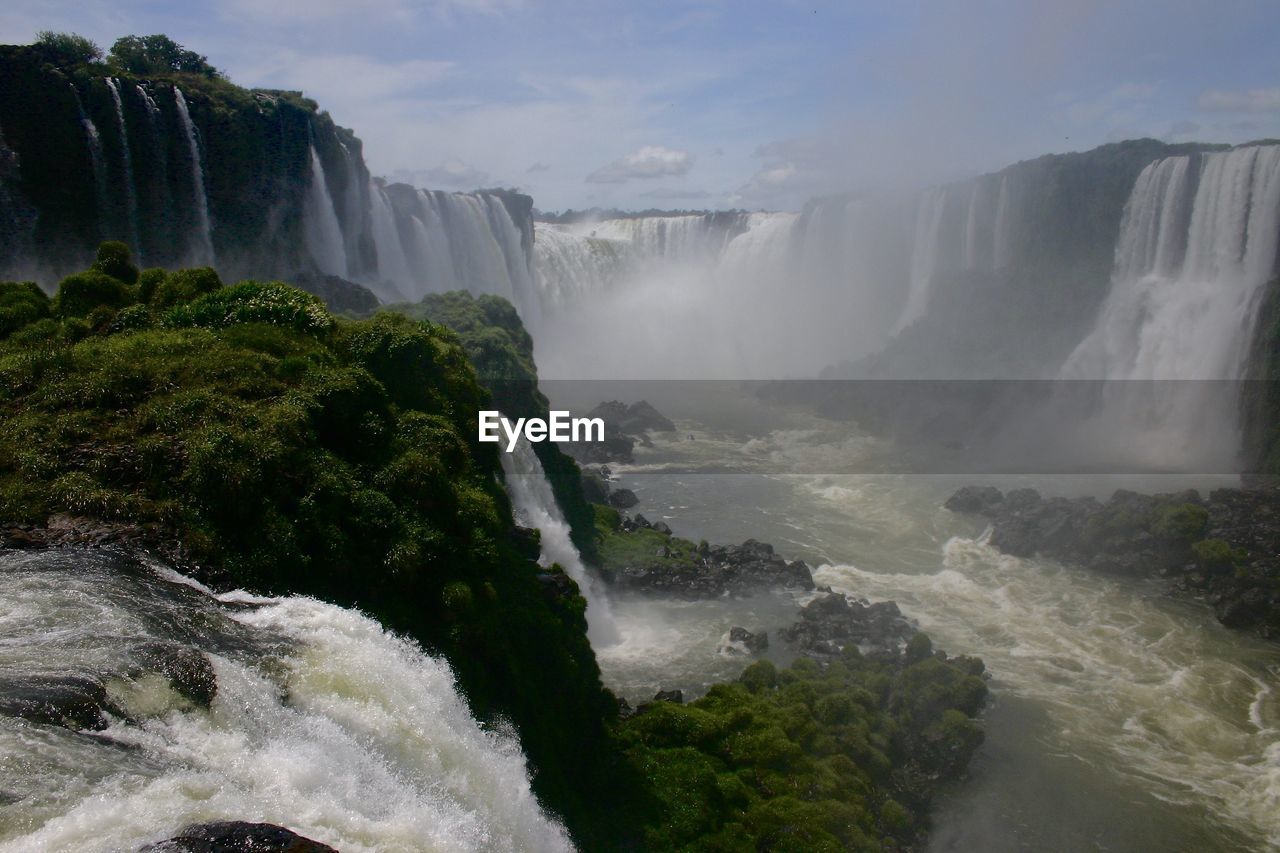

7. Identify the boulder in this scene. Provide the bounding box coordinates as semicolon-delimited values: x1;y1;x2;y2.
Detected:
141;821;337;852
608;488;639;509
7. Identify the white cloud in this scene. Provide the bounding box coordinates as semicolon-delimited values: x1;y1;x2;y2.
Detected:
586;146;693;184
219;0;523;26
1197;88;1280;113
389;160;491;189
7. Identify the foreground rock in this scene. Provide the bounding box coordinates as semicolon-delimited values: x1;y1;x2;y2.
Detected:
604;519;816;598
780;591;917;657
142;821;336;852
945;485;1280;639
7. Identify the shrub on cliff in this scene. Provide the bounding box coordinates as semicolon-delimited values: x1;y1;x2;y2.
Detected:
108;34;220;79
33;31;102;68
91;241;140;285
53;270;136;318
0;281;49;338
164;280;334;336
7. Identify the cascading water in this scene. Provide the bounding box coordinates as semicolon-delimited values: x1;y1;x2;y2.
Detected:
104;78;140;260
173;88;214;266
896;187;948;334
367;180;413;302
70;84;108;241
1052;145;1280;469
0;548;571;853
500;440;619;646
302;145;349;278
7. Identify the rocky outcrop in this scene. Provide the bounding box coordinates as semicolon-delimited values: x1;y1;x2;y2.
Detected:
142;821;337;852
289;272;380;316
565;400;675;464
945;485;1280;639
780;592;917;658
608;520;815;598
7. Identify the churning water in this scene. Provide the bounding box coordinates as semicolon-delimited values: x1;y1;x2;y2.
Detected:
593;406;1280;852
0;549;570;852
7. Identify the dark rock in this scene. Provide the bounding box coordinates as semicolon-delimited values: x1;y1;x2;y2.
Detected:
944;485;1003;514
135;643;217;708
0;676;112;730
780;593;914;657
1216;587;1273;629
653;689;684;704
141;821;337;852
609;530;815;599
608;488;639;509
651;521;672;536
729;626;769;652
289;272;379;316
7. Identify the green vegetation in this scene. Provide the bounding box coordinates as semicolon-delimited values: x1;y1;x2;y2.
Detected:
0;246;632;849
0;246;989;849
593;503;704;574
33;31;102;68
391;291;599;561
108;34;221;79
618;651;987;850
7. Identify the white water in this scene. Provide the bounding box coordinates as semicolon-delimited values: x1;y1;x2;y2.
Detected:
1064;145;1280;381
368;180;413;302
0;549;571;852
500;441;618;646
303;145;350;278
897;186;948;334
104;78;140;260
173;89;215;266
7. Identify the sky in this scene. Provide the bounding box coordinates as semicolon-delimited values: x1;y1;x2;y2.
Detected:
3;0;1280;211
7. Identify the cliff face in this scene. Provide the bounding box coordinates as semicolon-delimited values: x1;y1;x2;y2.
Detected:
816;139;1230;379
0;45;538;310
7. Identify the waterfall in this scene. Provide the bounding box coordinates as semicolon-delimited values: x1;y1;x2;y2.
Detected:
173;88;215;266
302;145;349;277
0;549;571;852
993;174;1013;269
367;180;412;301
501;440;619;646
336;141;367;271
1064;145;1280;381
896;187;948;333
104;78;140;261
71;84;108;241
532;225;632;304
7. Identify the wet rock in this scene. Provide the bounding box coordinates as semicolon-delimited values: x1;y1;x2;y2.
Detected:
653;689;684;704
780;593;915;657
136;643;217;708
0;676;112;730
944;485;1003;514
651;521;672;536
729;626;769;653
141;821;337;852
607;488;639;509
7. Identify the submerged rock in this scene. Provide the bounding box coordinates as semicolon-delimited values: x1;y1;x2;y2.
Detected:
729;626;769;653
135;643;217;708
0;675;113;730
142;821;337;852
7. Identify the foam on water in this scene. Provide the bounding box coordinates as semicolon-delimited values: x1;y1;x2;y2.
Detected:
0;549;570;852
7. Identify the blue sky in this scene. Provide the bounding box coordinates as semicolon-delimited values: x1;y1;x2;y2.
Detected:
3;0;1279;211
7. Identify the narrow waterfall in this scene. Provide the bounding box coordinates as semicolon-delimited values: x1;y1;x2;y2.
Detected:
0;549;571;853
501;440;620;646
104;78;140;260
896;186;947;333
302;145;349;277
367;180;413;302
173;88;214;266
71;84;108;241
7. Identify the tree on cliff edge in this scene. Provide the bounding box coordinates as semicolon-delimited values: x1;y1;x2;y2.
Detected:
108;35;220;79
